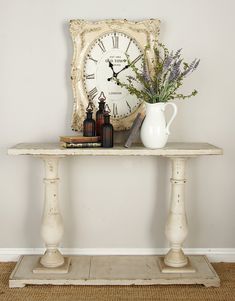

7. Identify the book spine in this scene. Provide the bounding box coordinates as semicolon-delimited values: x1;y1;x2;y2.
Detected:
61;142;102;148
124;113;145;148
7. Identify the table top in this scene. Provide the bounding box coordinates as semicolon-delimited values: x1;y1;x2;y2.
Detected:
8;142;223;157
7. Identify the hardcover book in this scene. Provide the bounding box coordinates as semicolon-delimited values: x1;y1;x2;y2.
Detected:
61;142;102;148
60;135;100;143
124;113;145;148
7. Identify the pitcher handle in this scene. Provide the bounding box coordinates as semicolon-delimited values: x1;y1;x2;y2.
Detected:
164;102;178;135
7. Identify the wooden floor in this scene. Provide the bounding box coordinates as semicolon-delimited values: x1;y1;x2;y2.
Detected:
0;261;235;301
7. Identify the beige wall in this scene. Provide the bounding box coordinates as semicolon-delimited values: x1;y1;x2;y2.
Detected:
0;0;234;249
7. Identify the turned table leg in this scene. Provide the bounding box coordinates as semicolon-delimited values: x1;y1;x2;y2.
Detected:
39;157;64;268
164;157;189;268
33;156;70;273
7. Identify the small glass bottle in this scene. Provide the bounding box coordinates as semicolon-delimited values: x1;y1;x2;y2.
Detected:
101;104;113;148
83;102;95;137
96;92;106;136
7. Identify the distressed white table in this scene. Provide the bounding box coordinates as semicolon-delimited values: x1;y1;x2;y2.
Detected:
8;142;223;288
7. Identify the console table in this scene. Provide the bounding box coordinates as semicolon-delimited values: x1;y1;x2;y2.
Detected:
8;142;222;288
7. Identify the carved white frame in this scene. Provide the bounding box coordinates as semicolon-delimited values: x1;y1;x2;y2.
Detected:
69;19;160;131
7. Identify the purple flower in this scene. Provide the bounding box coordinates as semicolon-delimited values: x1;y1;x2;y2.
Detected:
173;48;182;59
142;63;155;94
168;59;182;82
163;53;173;71
193;59;200;70
182;59;200;77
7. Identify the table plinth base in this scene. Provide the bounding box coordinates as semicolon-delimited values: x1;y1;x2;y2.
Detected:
33;257;71;274
158;256;196;273
9;255;220;288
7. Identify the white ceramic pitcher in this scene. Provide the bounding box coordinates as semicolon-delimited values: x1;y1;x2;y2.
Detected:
140;102;178;149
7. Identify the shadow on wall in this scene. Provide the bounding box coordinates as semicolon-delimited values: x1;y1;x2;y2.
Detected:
149;157;169;247
25;157;43;247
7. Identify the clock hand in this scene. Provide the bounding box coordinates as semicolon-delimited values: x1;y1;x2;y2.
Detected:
115;54;143;76
107;55;142;83
107;60;128;82
107;60;118;82
129;54;143;66
107;64;129;84
108;60;115;73
115;64;129;76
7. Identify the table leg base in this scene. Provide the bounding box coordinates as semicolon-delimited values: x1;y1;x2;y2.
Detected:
9;255;220;288
158;256;196;273
33;257;71;274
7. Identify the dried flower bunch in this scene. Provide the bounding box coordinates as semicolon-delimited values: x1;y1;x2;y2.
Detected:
116;43;200;103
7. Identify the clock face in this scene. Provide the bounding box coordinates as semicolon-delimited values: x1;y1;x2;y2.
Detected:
83;31;143;119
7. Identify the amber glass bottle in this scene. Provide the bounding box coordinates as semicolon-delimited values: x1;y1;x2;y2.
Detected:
96;101;105;136
96;92;106;136
83;111;95;137
101;114;113;148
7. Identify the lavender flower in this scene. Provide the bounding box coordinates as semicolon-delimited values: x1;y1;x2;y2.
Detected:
142;62;155;94
163;53;173;71
142;64;150;82
168;59;182;82
193;59;200;70
115;42;200;103
182;58;200;77
174;48;182;59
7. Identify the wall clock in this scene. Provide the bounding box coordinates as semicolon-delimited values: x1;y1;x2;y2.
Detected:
69;19;160;131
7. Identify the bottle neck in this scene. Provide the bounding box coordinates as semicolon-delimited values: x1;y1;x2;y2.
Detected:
86;112;93;119
104;115;110;124
98;102;105;111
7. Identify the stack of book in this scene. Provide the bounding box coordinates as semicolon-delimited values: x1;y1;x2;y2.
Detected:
60;136;101;148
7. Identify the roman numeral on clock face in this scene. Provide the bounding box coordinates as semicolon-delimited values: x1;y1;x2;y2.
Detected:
126;101;132;113
86;73;95;80
113;103;118;117
88;55;98;63
83;32;143;119
98;39;106;53
112;33;119;48
89;87;98;100
126;39;132;53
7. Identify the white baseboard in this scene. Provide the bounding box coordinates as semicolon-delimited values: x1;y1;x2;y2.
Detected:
0;248;235;262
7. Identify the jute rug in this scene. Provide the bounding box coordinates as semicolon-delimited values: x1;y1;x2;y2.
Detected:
0;262;234;301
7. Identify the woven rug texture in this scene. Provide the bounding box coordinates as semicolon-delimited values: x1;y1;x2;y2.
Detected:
0;262;234;301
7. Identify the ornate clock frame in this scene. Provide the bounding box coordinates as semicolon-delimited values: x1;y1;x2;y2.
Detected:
69;19;160;131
